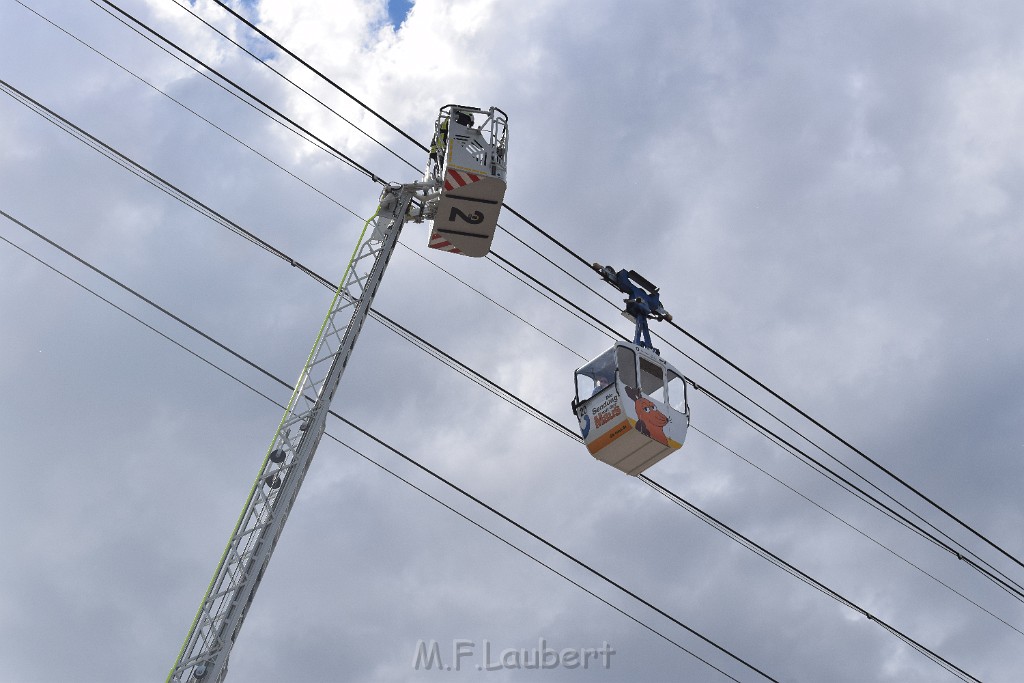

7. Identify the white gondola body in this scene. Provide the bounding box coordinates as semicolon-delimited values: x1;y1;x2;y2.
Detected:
426;105;508;258
572;342;689;476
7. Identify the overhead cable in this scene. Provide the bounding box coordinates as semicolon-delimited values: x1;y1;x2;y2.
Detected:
163;0;420;174
207;0;430;155
639;475;980;683
91;0;382;183
0;77;336;288
332;433;745;683
12;0;365;222
688;378;1024;603
686;423;1024;637
397;243;587;360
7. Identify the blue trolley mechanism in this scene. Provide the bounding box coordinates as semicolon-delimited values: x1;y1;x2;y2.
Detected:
425;104;508;258
571;266;689;475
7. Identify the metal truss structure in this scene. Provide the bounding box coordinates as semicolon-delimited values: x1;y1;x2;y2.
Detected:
169;181;433;683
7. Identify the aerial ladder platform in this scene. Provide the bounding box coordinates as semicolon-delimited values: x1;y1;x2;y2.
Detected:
168;104;507;683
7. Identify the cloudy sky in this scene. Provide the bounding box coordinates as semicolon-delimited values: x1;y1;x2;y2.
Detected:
2;0;1023;681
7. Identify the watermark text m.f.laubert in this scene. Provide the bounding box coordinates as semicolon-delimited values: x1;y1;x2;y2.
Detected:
413;638;615;672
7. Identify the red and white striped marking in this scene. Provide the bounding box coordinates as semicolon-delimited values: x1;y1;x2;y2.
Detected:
428;231;462;254
444;168;481;192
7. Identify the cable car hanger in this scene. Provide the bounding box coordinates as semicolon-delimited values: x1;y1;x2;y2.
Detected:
591;264;671;354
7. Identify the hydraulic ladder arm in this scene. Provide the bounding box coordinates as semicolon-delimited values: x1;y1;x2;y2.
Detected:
168;181;433;683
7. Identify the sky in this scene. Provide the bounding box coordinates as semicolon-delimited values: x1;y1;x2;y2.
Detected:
1;0;1023;681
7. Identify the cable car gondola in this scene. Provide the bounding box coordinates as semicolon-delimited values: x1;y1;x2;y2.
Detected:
424;104;508;258
571;266;690;475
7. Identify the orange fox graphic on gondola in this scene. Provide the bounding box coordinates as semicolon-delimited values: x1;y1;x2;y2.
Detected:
624;385;670;446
